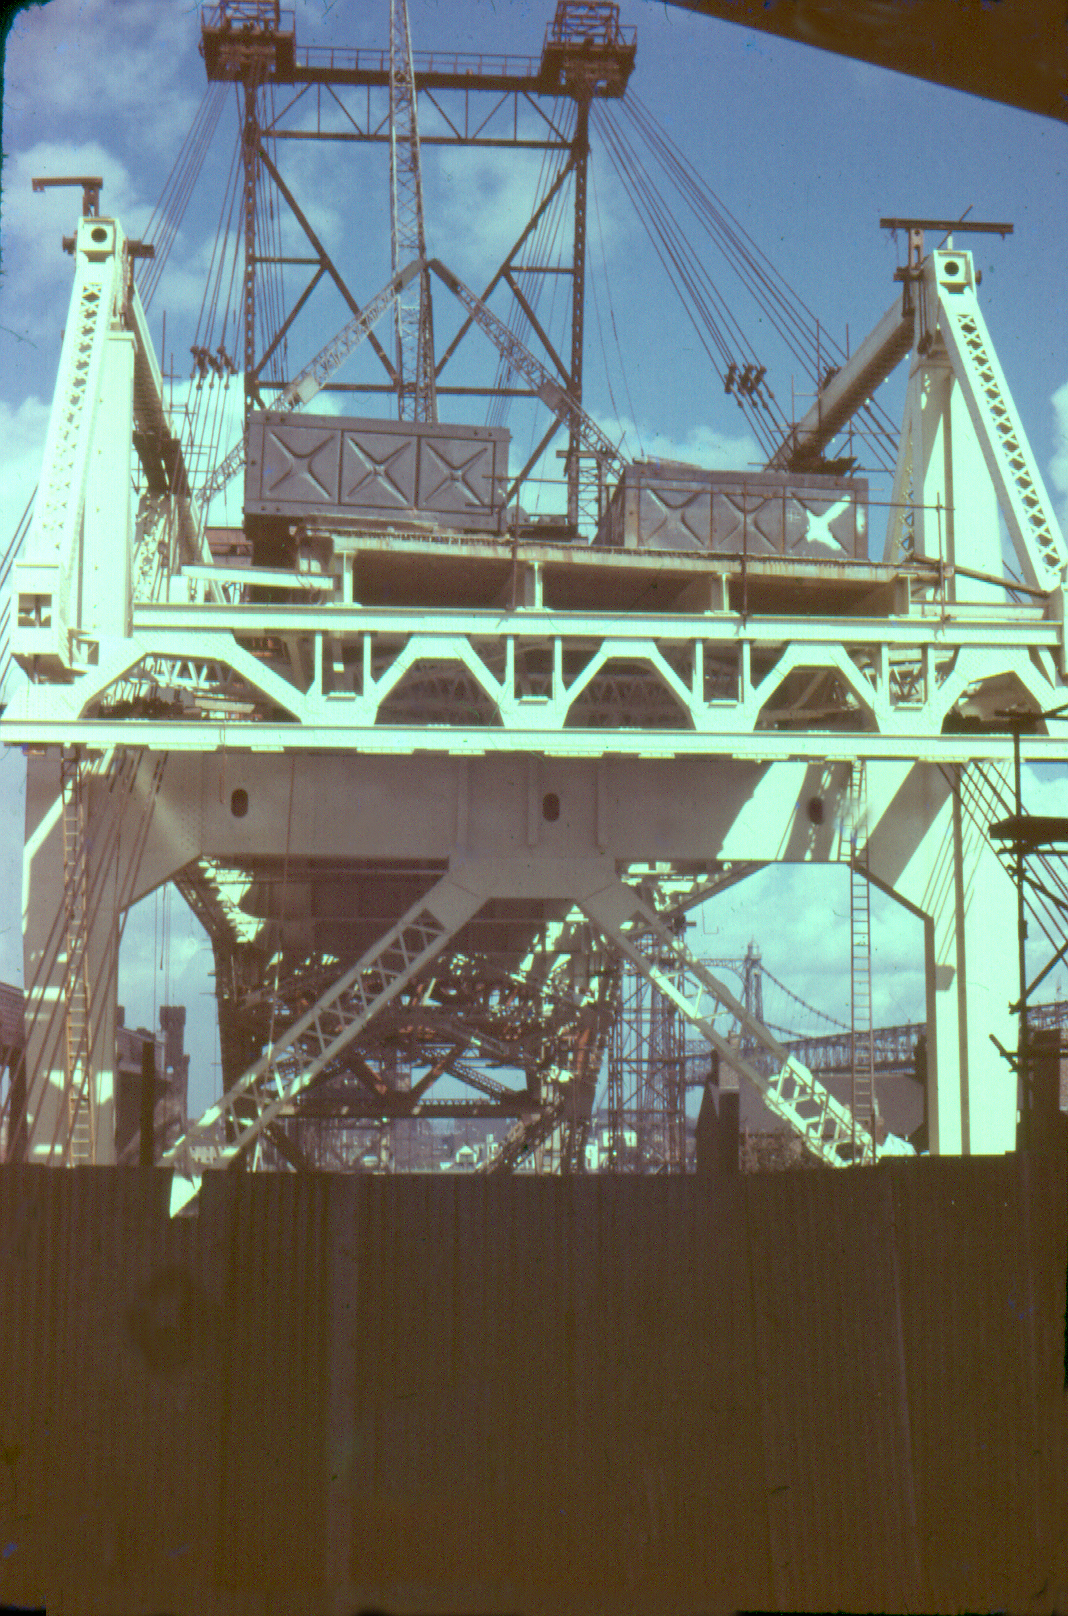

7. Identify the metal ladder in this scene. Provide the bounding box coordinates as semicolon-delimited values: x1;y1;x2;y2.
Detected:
60;751;94;1165
849;761;876;1163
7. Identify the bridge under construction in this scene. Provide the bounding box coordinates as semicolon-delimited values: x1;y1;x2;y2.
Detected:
1;3;1067;1613
2;1;1066;1201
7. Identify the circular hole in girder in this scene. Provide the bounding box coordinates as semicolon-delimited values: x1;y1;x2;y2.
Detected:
943;259;960;276
806;795;825;825
542;791;561;822
230;788;249;819
90;226;108;243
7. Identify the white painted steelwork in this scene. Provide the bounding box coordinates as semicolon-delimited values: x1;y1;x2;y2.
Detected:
4;216;1065;1175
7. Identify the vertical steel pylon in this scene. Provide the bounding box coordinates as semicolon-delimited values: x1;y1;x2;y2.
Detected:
389;0;436;422
849;762;876;1161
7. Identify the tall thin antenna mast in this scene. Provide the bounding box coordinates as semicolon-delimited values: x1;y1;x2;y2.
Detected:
389;0;436;422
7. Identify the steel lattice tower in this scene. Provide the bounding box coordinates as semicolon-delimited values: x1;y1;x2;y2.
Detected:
389;0;437;422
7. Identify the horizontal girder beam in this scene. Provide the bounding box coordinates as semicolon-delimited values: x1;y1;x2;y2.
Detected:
5;718;1066;760
282;1096;530;1119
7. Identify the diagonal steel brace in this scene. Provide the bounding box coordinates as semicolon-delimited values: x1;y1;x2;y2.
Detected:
164;872;483;1212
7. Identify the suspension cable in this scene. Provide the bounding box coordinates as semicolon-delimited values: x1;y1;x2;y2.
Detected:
597;92;900;476
139;82;229;310
591;152;644;458
594;107;781;458
758;963;852;1031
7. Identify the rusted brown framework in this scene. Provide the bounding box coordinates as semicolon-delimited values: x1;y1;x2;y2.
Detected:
607;929;689;1171
199;0;636;531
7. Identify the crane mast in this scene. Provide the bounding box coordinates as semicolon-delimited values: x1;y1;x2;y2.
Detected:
389;0;436;422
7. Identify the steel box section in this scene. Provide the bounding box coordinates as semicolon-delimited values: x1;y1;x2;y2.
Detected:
596;462;869;559
245;412;511;533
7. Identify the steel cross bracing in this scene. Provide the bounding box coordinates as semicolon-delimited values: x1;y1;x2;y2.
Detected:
11;748;169;1164
7;195;1068;1180
10;215;220;676
196;2;623;528
607;934;688;1172
162;873;483;1209
160;881;619;1187
196;258;424;514
189;882;625;1175
926;251;1067;589
494;941;622;1174
579;878;915;1166
13;225;123;668
429;258;625;488
10;201;1066;730
389;0;436;422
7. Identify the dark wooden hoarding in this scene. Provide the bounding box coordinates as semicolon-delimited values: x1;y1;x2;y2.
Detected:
0;1157;1065;1613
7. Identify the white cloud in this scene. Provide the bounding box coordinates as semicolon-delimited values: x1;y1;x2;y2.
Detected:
430;147;559;280
1025;763;1068;814
4;0;205;160
428;138;634;288
0;142;154;366
603;414;762;473
118;890;221;1120
699;862;926;1035
504;405;762;517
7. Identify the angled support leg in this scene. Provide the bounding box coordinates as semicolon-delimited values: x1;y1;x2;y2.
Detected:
580;877;914;1168
163;873;484;1212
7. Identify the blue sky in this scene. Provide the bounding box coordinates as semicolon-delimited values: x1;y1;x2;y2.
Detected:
1;0;1065;1122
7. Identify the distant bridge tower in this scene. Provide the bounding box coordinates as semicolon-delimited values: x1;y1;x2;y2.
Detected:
742;942;764;1028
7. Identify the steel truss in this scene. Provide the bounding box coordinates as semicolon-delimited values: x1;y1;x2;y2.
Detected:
606;934;688;1172
197;0;634;529
388;0;436;422
12;593;1062;752
849;761;877;1162
162;878;626;1198
7;748;169;1165
5;20;1066;1184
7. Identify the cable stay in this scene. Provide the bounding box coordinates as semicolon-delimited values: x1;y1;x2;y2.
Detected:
1;749;169;1164
622;90;903;469
949;762;1068;957
485;134;576;437
137;81;230;311
594;90;901;477
593;107;785;461
0;484;38;703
